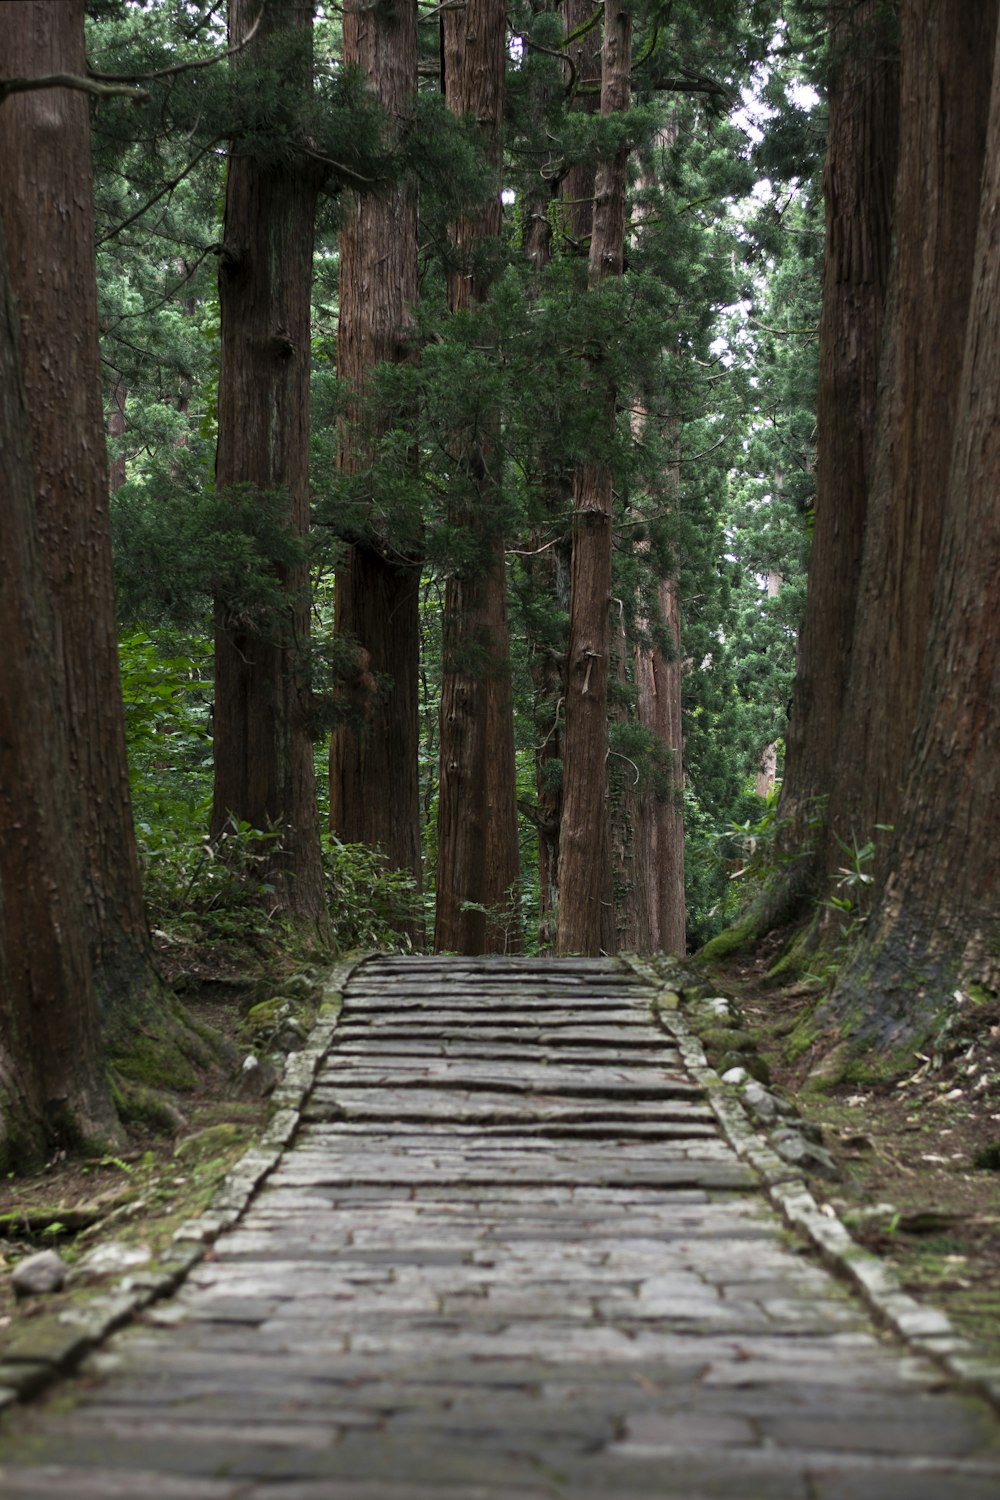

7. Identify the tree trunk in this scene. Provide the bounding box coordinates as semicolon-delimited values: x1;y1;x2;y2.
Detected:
0;0;166;1045
823;11;1000;1056
529;0;602;950
637;575;686;954
820;0;997;899
329;0;422;912
434;0;521;955
556;0;631;956
212;0;329;936
0;204;123;1171
772;2;900;889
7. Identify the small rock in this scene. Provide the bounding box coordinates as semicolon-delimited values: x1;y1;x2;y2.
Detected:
770;1127;840;1180
842;1202;898;1229
721;1066;748;1085
742;1081;781;1123
706;997;735;1020
12;1250;68;1298
236;1053;278;1098
72;1242;151;1279
281;974;321;1001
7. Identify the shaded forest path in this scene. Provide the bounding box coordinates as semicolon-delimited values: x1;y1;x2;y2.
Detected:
2;955;1000;1497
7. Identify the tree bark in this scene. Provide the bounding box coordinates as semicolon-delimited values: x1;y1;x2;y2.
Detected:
0;0;166;1044
529;0;602;950
213;0;329;936
634;576;686;955
0;204;123;1170
823;11;1000;1055
329;0;422;911
556;0;631;956
820;0;997;898
773;2;900;887
434;0;521;955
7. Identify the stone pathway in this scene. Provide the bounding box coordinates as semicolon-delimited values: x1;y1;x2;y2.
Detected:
2;954;1000;1497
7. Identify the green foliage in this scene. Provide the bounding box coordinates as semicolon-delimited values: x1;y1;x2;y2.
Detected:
91;0;823;958
323;839;424;952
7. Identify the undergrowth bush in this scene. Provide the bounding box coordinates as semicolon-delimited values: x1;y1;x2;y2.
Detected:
123;630;421;954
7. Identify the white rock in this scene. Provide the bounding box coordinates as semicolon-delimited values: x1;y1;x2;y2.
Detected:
12;1249;68;1297
74;1242;151;1277
721;1066;749;1085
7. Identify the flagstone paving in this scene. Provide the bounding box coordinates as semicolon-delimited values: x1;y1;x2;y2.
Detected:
2;954;1000;1497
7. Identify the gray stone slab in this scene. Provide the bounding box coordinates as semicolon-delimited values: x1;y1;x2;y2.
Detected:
304;1088;706;1122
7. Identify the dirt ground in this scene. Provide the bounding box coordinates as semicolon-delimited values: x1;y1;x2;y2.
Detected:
709;943;1000;1364
0;972;265;1335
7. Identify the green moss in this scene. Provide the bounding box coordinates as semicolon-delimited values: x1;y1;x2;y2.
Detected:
700;911;761;962
241;996;288;1043
698;1026;757;1052
110;1079;185;1134
110;1032;199;1092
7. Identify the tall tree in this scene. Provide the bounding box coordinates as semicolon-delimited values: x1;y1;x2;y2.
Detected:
328;0;422;903
434;0;521;954
703;0;900;960
770;0;900;899
0;0;168;1042
530;0;601;950
823;6;1000;1053
0;201;122;1170
556;0;632;956
819;0;997;897
212;0;329;935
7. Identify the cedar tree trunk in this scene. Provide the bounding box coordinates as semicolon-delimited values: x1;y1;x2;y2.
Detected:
0;0;166;1044
329;0;422;909
213;0;329;936
556;0;631;956
771;2;900;901
820;0;997;901
0;205;123;1170
636;576;685;954
434;0;521;954
822;12;1000;1057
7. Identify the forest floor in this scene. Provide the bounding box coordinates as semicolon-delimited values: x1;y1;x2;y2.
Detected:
705;937;1000;1366
0;942;280;1333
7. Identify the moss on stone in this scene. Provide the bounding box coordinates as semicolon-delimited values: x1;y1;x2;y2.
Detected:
110;1079;186;1134
700;912;762;962
698;1026;758;1052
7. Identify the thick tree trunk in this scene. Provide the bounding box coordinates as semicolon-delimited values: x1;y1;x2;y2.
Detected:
0;0;166;1045
0;208;123;1171
434;0;521;955
330;0;422;908
556;0;631;956
213;0;329;936
823;13;1000;1056
820;0;997;899
773;2;900;879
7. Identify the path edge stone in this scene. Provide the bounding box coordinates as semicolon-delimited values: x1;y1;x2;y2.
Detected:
0;952;372;1414
622;955;1000;1418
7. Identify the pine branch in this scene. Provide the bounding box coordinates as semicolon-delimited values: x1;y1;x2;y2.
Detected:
0;74;148;104
88;13;262;85
96;138;223;246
